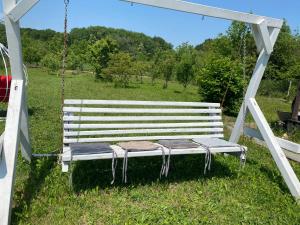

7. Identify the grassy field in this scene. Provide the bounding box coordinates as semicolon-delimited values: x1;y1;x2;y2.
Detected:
3;68;300;224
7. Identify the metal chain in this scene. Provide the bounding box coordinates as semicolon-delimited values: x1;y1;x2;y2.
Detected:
61;0;69;153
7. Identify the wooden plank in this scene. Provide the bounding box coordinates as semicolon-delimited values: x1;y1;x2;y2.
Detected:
0;132;4;157
64;99;220;107
64;134;224;144
64;127;224;136
7;0;40;22
251;24;263;53
245;127;300;154
61;144;243;162
63;115;222;122
0;80;24;225
122;0;283;28
63;107;222;114
64;122;224;129
230;27;280;143
20;91;31;162
257;20;273;55
247;98;300;200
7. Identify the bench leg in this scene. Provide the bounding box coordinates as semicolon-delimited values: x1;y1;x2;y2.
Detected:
62;161;69;172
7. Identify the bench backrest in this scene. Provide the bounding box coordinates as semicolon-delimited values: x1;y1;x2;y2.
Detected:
63;100;224;145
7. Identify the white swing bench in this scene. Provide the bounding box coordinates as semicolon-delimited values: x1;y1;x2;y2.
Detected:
61;99;246;174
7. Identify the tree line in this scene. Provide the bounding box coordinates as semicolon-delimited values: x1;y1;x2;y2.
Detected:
0;21;299;115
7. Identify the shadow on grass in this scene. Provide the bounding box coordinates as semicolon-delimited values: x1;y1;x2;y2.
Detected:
244;157;291;195
11;157;57;225
71;154;237;192
259;166;290;194
0;107;38;118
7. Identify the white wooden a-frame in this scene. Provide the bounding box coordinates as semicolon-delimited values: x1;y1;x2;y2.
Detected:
0;0;299;224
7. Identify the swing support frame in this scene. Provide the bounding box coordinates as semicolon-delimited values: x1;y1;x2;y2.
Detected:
0;0;299;224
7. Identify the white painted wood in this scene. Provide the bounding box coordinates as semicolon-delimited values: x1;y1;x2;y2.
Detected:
20;91;31;162
64;134;224;144
3;1;26;81
1;0;29;223
63;115;222;122
123;0;283;28
64;99;220;107
230;27;280;143
257;20;273;55
62;144;244;162
0;132;4;157
241;127;300;163
247;98;300;200
284;150;300;164
7;0;40;22
251;24;264;53
64;122;224;129
245;127;300;154
0;80;24;225
64;127;224;136
63;107;222;114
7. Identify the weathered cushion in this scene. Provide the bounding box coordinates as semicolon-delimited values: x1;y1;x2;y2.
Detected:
158;139;199;149
192;138;240;148
117;141;159;151
70;143;113;155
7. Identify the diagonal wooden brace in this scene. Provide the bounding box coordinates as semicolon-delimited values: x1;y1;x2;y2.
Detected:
0;80;25;225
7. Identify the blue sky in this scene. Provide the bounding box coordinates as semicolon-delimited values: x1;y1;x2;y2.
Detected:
1;0;300;46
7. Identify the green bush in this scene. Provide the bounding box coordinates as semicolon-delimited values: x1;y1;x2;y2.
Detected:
102;52;133;88
40;53;60;75
197;56;245;116
258;79;297;99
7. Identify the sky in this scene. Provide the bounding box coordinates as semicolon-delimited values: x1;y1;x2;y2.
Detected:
1;0;300;47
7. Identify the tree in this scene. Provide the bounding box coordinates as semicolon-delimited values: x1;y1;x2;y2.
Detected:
157;50;176;89
40;53;61;75
197;56;245;116
267;21;298;80
175;43;196;89
88;37;118;79
23;45;42;66
102;52;133;88
132;60;151;84
67;50;83;74
151;50;162;85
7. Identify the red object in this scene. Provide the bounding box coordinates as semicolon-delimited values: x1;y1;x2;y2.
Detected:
0;75;12;102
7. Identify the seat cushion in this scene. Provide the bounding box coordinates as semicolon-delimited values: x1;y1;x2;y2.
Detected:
117;141;159;152
70;143;113;155
192;138;240;148
158;139;199;149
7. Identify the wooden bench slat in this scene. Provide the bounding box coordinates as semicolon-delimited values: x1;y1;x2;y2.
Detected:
63;107;222;114
62;145;243;161
64;134;224;144
64;99;221;107
63;116;222;122
64;122;224;129
64;128;224;136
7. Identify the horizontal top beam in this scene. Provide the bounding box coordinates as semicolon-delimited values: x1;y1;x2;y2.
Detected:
122;0;283;28
6;0;40;22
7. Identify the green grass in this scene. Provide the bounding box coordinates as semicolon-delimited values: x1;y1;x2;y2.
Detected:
4;68;300;224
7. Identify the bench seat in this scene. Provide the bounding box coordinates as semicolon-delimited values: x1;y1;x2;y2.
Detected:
62;99;246;172
62;144;244;162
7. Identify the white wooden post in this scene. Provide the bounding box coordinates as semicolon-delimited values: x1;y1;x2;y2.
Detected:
20;91;31;162
230;27;280;143
0;0;30;224
247;98;300;199
0;80;25;225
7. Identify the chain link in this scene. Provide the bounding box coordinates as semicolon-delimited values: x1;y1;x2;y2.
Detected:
61;0;69;153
